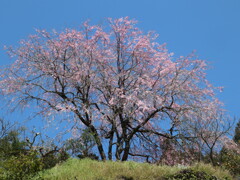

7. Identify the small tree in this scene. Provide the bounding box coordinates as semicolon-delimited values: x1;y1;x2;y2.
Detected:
219;119;240;175
64;128;98;160
190;115;233;165
0;122;43;180
0;118;14;139
0;119;27;159
25;132;69;169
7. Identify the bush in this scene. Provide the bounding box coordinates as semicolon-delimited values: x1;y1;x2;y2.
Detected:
164;169;218;180
0;151;43;180
221;149;240;176
77;153;99;160
0;148;69;179
41;149;69;169
64;128;97;158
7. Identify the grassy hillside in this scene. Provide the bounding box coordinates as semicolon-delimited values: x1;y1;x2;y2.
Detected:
34;158;233;180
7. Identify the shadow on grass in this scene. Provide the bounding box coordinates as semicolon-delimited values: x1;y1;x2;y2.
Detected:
116;175;134;180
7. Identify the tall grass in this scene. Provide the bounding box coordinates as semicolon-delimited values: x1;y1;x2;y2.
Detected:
34;158;233;180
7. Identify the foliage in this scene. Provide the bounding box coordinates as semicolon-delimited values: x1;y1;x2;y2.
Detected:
0;150;43;180
191;162;232;180
41;148;69;169
0;118;15;139
0;125;69;179
0;119;27;160
0;130;27;159
164;169;218;180
217;120;240;176
64;128;98;160
33;158;233;180
233;119;240;145
220;148;240;176
0;119;44;179
155;138;199;166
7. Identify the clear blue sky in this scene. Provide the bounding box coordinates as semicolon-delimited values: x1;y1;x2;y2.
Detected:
0;0;240;126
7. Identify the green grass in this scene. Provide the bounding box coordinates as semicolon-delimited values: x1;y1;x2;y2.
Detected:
33;158;233;180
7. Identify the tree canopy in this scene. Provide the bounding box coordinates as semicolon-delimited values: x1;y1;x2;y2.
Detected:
0;17;233;161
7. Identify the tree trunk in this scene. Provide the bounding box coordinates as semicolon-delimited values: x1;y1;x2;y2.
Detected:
108;130;114;160
209;148;215;166
121;140;130;161
89;125;106;160
115;138;121;160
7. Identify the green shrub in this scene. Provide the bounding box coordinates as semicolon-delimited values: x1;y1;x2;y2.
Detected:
164;169;218;180
42;150;69;169
221;149;240;176
77;153;99;160
1;151;43;180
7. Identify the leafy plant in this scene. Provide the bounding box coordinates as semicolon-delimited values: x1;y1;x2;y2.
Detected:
1;150;43;180
233;119;240;145
64;128;98;160
221;149;240;176
164;169;218;180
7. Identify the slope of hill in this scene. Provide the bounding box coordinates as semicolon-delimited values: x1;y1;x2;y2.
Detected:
33;158;233;180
